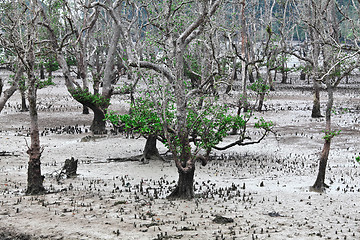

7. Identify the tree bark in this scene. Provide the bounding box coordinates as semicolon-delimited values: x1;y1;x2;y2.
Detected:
20;89;28;112
0;77;3;96
311;80;322;118
40;64;45;79
257;92;265;112
226;58;237;94
167;166;195;200
313;141;330;189
313;84;333;189
281;66;287;84
89;106;106;134
313;0;338;189
309;0;322;118
26;63;44;195
141;135;163;163
240;0;248;112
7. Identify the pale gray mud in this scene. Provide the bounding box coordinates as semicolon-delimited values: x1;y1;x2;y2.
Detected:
0;73;360;239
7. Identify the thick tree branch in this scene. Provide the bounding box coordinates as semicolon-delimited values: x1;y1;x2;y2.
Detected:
129;61;175;83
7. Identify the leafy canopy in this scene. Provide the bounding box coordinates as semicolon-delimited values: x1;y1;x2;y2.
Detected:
105;95;273;154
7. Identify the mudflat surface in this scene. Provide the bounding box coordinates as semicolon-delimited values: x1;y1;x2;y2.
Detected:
0;74;360;239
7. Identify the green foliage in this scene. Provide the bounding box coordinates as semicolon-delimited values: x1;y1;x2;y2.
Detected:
331;107;349;115
44;57;60;72
296;64;312;74
66;56;77;67
248;78;270;94
356;156;360;164
116;84;132;94
70;88;110;107
254;117;274;131
105;95;273;153
8;74;27;92
322;130;341;142
188;106;249;150
106;96;175;136
36;77;55;89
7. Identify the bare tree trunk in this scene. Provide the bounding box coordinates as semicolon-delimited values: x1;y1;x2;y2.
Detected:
140;135;164;163
309;0;322;118
20;90;28;112
313;141;331;189
40;64;45;79
268;70;275;91
258;93;265;112
248;66;255;83
240;0;248;112
0;77;3;96
281;65;287;84
90;106;106;134
26;81;45;194
167;167;195;199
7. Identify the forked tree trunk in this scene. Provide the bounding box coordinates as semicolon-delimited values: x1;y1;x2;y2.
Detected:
167;166;195;200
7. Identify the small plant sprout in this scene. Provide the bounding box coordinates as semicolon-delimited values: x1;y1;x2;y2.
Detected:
322;130;341;142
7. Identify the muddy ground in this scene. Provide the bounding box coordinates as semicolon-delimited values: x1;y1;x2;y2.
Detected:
0;72;360;240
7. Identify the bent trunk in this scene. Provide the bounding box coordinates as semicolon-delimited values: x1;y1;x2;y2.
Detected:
313;140;330;189
141;135;163;163
167;167;195;200
90;107;106;134
0;67;25;113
